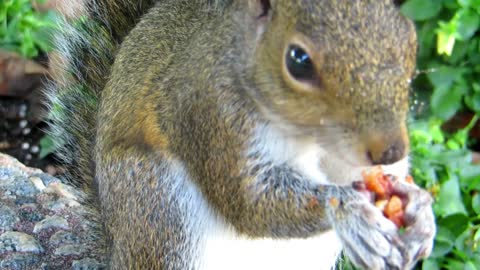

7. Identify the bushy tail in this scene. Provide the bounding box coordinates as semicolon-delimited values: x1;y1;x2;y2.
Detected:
47;0;158;189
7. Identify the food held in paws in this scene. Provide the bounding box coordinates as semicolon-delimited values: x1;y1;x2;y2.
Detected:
384;195;404;228
357;167;415;228
361;166;393;199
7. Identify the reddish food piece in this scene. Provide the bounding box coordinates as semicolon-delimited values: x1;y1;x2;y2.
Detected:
359;167;413;228
361;166;393;199
329;197;340;208
405;175;414;184
374;199;388;211
387;209;405;228
385;195;403;214
384;195;405;227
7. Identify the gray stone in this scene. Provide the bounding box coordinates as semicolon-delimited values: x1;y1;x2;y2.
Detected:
1;176;39;198
18;204;44;222
0;231;43;254
31;173;60;187
0;253;40;270
11;178;39;197
0;154;108;267
54;244;87;256
47;197;80;211
0;205;19;231
72;258;106;270
50;230;79;246
33;216;69;233
15;197;37;206
0;168;15;181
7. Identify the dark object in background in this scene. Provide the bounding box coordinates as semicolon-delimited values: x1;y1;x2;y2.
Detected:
442;111;480;152
0;50;62;174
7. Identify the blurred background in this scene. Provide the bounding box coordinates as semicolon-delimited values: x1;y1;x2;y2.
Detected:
0;0;479;269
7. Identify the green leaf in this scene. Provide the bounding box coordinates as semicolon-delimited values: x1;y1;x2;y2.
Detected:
453;229;475;258
465;261;478;270
455;9;480;40
437;213;469;237
39;135;57;159
459;165;480;189
458;0;480;8
473;193;480;215
427;66;462;89
430;84;465;120
444;0;460;9
444;259;467;270
400;0;442;21
431;227;456;257
437;31;456;56
416;21;439;60
473;82;480;93
465;92;480;113
434;175;467;217
430;149;471;168
448;40;470;64
422;258;440;270
474;229;480;242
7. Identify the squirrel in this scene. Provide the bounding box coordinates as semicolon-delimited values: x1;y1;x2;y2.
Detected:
47;0;436;269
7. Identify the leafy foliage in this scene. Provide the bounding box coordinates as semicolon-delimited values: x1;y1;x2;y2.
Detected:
0;0;58;58
401;0;480;269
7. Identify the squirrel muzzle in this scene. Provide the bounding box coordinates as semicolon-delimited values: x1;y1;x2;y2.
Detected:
363;124;409;165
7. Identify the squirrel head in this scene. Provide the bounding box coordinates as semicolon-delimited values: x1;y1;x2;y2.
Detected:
237;0;417;166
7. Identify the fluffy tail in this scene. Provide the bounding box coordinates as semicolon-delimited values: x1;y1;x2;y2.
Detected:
47;0;158;189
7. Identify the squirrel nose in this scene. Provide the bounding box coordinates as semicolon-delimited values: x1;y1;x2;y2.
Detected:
367;140;406;165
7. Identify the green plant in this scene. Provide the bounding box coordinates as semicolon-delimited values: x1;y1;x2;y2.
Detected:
401;0;480;269
410;118;480;269
0;0;58;58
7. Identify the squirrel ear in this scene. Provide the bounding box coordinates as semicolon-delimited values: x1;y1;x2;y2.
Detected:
248;0;272;19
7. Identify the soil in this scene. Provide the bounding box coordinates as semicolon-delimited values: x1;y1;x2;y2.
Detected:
0;50;64;176
0;97;63;175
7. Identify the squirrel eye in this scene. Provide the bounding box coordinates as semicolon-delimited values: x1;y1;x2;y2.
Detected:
285;45;315;81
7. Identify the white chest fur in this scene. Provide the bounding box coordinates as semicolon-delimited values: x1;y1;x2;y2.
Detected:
201;221;342;270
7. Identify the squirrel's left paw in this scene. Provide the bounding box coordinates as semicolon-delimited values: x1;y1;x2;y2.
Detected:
392;180;436;268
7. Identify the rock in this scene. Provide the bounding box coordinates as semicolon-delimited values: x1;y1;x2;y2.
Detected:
0;205;19;231
0;153;107;268
18;204;44;222
30;173;60;187
0;168;15;181
0;231;43;254
0;253;40;270
46;197;81;211
11;177;40;197
0;175;39;198
72;258;106;270
33;216;69;233
14;196;37;205
29;176;47;191
49;230;79;246
54;244;87;256
0;153;42;175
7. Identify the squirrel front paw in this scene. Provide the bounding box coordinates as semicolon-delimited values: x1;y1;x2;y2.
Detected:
392;179;436;267
327;186;435;270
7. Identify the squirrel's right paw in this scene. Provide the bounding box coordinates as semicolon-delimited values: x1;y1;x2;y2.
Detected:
327;188;407;270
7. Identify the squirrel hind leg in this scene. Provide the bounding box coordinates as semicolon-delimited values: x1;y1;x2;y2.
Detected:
97;149;211;269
